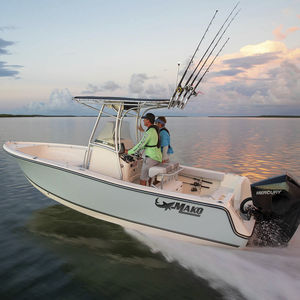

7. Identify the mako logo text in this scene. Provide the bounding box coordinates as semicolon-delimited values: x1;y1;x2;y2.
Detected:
155;198;203;217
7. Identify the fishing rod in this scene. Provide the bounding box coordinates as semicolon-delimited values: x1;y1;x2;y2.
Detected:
181;37;230;108
180;8;240;106
173;2;240;108
194;38;230;94
168;9;218;108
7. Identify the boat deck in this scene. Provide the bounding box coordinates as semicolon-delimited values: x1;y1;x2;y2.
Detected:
8;142;86;167
179;175;220;196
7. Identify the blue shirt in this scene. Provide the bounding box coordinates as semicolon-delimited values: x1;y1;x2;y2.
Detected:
160;128;174;154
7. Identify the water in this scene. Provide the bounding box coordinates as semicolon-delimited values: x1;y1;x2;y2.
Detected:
0;117;299;300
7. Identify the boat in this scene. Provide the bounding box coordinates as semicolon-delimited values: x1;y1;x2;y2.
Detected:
3;5;300;248
3;96;300;248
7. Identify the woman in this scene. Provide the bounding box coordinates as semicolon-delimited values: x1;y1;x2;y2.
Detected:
155;116;174;163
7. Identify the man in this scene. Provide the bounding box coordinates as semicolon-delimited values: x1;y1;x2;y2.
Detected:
127;113;162;186
155;116;174;163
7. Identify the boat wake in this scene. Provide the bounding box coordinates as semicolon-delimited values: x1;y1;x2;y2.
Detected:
126;228;300;300
26;204;300;299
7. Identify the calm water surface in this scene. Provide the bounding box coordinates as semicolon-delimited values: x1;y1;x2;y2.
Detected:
0;117;299;300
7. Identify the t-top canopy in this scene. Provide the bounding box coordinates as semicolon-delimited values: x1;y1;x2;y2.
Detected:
74;96;170;103
74;96;170;104
73;96;171;111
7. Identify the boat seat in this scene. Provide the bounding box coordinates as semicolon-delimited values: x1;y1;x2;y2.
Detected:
149;162;180;178
149;162;182;189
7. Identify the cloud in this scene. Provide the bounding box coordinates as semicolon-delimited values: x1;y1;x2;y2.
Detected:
0;37;22;78
127;73;168;98
240;40;287;55
19;38;299;116
216;61;300;104
223;52;279;69
128;73;151;94
21;75;167;115
102;80;120;91
273;24;300;41
26;89;73;113
82;84;99;94
267;61;300;104
0;61;22;77
0;26;16;32
21;89;91;115
183;40;300;115
82;80;121;94
212;69;245;77
185;64;300;116
210;40;300;84
0;38;15;55
145;84;167;98
138;38;300;116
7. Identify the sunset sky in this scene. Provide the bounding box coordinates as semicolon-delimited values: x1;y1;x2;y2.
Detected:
1;0;300;115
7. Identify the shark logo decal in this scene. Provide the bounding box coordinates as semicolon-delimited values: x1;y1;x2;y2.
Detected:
155;198;175;210
155;198;203;217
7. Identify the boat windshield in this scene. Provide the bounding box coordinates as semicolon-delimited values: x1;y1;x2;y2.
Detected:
93;118;135;149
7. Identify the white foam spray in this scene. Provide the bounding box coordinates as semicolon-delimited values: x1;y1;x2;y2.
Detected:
125;228;300;300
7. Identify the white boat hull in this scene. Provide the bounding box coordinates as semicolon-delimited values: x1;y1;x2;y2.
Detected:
4;141;255;247
4;142;254;248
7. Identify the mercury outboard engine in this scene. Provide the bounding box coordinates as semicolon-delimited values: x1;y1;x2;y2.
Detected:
241;173;300;247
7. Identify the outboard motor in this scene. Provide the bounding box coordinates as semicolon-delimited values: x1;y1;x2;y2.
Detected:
242;173;300;247
251;173;300;216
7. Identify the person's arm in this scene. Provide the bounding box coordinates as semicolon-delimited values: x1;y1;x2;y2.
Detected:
128;131;150;155
138;124;144;132
162;146;169;162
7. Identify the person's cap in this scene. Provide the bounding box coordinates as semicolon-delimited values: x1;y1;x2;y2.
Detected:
142;113;155;124
155;118;165;125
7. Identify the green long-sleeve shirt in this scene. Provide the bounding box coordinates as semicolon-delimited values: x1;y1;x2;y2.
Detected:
128;127;162;162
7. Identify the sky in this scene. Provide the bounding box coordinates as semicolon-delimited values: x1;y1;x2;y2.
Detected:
0;0;300;116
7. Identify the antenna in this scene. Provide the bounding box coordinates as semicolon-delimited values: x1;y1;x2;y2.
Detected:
175;62;181;87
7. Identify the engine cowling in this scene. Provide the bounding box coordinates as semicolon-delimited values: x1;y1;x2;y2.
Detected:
251;173;300;216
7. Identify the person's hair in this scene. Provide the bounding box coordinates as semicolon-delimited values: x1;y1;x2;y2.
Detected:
143;113;155;124
157;116;166;124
